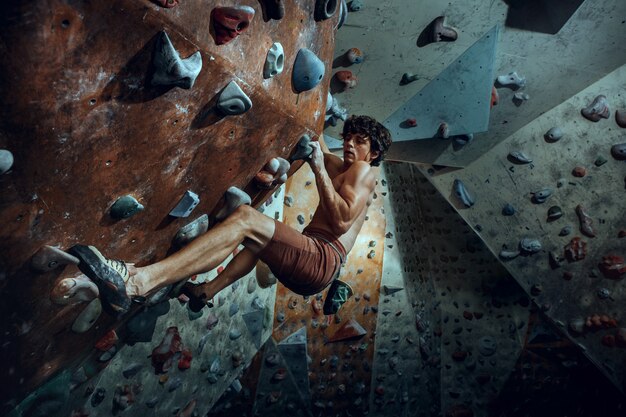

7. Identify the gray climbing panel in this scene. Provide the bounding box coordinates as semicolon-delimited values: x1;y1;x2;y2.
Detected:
384;25;499;144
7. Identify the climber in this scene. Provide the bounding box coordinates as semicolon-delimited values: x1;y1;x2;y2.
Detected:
68;115;392;317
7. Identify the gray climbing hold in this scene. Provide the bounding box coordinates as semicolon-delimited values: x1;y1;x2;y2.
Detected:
502;203;515;216
399;72;418;85
217;80;252;115
547;205;563;221
151;31;202;89
559;225;573;236
0;149;14;174
581;95;610;122
499;249;520;260
544;127;563;142
350;0;363;11
173;214;209;247
292;48;325;93
519;238;542;254
32;245;80;272
229;303;239;317
229;328;242;340
513;92;530;104
597;288;610;300
569;318;585;334
478;336;496;356
167;377;182;392
453;133;473;146
611;143;626;160
110;195;144;219
169;190;200;217
71;299;102;333
453;179;474;207
247;276;257;293
496;71;526;89
264;42;285;79
531;188;552;204
216;186;251;220
337;0;348;29
508;151;532;164
382;285;403;295
314;0;338;21
122;363;143;379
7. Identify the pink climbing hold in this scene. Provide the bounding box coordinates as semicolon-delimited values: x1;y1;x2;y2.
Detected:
151;326;182;374
335;70;358;90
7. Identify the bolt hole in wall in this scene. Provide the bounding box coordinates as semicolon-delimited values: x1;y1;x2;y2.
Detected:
89;99;96;105
61;19;70;28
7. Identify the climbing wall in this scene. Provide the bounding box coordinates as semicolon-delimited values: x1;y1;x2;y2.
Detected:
0;0;338;413
259;158;386;415
424;64;626;392
372;162;530;417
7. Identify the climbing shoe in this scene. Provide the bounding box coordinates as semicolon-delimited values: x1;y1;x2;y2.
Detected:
69;245;131;317
323;279;353;315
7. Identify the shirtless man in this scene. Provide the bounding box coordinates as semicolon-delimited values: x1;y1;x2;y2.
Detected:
68;115;392;317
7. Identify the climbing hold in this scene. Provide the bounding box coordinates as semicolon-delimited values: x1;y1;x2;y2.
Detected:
229;328;242;340
315;0;338;21
91;388;106;407
216;186;251;220
290;134;314;161
594;156;608;167
400;73;418;85
173;214;209;247
229;303;239;317
262;0;285;20
491;86;499;107
404;118;417;127
178;348;193;370
508;151;532;164
264;42;285;79
496;71;526;90
499;249;520;260
0;149;14;174
572;166;587;177
547;205;563;221
382;285;403;295
153;0;179;8
110;195;144;219
151;31;202;90
512;92;530;104
335;70;358;90
217;80;252;116
211;6;255;45
519;238;542;254
575;205;596;237
336;0;348;29
293;48;325;93
598;255;626;280
531;188;552;204
453;179;474;207
611;143;626;160
581;95;610;122
151;326;182;374
549;251;563;269
544;127;563;142
167;377;182;392
478;336;497;356
177;399;197;417
367;250;375;259
51;274;99;305
502;203;515;216
564;237;586;261
328;318;367;342
616;110;626;128
350;0;363;11
169;190;200;218
71;299;102;333
453;133;473;146
437;122;450;139
32;245;80;272
122;363;143;379
345;47;363;64
418;16;458;47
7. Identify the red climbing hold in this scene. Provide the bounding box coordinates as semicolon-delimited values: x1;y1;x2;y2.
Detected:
151;326;182;374
598;255;626;280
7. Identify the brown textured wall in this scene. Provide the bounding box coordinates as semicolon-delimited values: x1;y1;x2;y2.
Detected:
0;0;336;406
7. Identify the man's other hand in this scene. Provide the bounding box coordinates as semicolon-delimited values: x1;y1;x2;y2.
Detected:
307;141;324;173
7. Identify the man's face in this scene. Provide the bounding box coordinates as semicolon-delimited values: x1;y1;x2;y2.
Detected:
342;132;373;165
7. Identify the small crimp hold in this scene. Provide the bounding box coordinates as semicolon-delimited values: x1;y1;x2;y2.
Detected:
290;134;314;161
151;31;202;90
496;71;526;90
110;195;144;219
508;151;532;164
404;118;417;127
170;190;200;218
345;47;363;64
491;86;499;108
335;70;358;90
453;133;473;146
0;149;14;174
519;238;542;254
173;214;209;247
32;245;80;272
400;72;418;85
581;95;610;122
216;187;251;221
544;127;563;142
418;16;458;47
547;205;563;221
51;274;99;305
453;179;474;207
531;188;552;204
437;122;450;139
217;80;252;116
513;92;529;105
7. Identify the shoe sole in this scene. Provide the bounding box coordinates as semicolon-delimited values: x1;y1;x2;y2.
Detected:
69;245;131;317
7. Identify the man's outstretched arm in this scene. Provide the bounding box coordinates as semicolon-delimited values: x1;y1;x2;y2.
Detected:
308;142;375;235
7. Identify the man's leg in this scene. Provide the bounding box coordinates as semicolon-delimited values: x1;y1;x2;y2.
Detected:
184;247;259;311
127;205;274;297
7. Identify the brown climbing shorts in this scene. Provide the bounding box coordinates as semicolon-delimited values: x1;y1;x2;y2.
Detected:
257;221;346;296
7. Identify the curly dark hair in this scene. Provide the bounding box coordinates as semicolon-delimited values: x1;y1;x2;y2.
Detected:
342;115;392;166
